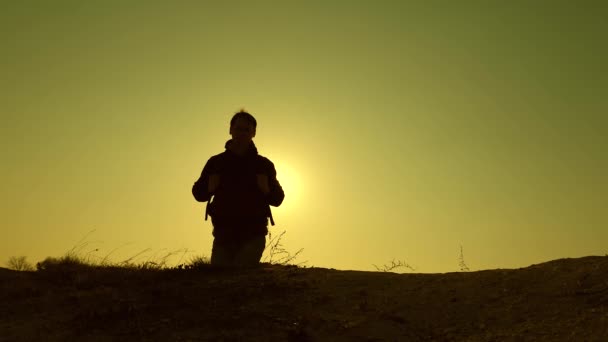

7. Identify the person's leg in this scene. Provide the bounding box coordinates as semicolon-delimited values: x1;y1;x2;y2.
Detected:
233;235;266;267
210;238;237;267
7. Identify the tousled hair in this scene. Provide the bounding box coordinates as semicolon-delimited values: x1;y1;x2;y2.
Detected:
230;110;257;129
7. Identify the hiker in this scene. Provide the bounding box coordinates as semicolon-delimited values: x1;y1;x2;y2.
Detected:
192;110;285;267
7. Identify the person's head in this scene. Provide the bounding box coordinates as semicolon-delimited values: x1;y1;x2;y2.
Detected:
229;110;257;144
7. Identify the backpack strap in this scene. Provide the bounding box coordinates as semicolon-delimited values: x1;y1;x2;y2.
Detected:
268;205;275;226
204;196;213;221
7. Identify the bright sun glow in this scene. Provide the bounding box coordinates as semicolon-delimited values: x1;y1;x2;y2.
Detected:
274;161;303;213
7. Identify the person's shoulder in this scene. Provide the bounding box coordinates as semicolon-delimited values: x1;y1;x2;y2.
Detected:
211;150;229;159
256;154;276;168
256;153;273;163
206;151;228;164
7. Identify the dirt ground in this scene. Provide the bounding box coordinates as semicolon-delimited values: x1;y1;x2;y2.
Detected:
1;255;608;341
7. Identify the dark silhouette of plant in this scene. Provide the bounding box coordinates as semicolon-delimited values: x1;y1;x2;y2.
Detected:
459;245;470;272
263;230;305;266
173;254;211;270
7;256;34;271
373;259;415;273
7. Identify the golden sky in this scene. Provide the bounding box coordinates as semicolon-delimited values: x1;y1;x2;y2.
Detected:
1;1;606;272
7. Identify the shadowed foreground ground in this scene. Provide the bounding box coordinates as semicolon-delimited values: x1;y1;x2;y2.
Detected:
1;256;607;341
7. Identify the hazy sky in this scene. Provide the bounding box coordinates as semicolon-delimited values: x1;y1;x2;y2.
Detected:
2;1;606;273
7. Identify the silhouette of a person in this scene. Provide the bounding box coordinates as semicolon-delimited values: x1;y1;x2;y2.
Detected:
192;110;285;267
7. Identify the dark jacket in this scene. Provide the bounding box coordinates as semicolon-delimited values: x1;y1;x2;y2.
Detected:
192;140;284;239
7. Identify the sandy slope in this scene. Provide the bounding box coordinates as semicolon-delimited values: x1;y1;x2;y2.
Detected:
1;256;607;341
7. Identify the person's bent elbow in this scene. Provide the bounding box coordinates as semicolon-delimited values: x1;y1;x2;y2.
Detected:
192;182;211;202
268;191;284;207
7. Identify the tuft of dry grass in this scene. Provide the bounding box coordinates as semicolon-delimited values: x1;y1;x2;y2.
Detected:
13;228;306;274
35;248;203;272
173;254;211;270
373;258;415;273
263;230;305;266
36;255;86;271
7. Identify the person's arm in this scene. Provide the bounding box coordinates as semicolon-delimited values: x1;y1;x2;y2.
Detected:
192;157;219;202
265;160;285;207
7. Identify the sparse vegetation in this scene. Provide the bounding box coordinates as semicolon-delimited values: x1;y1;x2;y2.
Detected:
173;254;211;270
126;248;190;270
36;255;85;271
6;256;35;271
35;247;201;272
458;245;470;272
26;229;304;273
373;258;415;273
263;230;305;266
186;254;211;267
